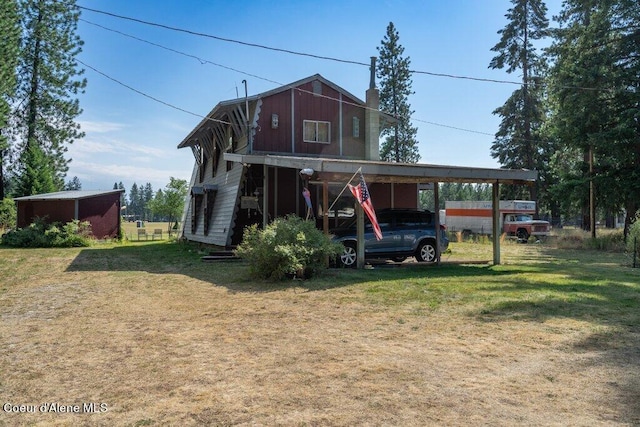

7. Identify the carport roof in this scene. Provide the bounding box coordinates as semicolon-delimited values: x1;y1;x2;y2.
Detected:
224;153;537;185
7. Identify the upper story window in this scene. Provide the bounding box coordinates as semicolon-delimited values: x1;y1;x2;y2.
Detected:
352;116;360;138
303;120;331;144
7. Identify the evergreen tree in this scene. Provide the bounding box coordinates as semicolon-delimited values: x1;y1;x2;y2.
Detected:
13;143;56;196
0;0;20;199
63;175;81;190
129;183;141;220
376;22;420;163
606;0;640;238
489;0;550;209
547;0;633;234
143;182;153;220
12;0;86;194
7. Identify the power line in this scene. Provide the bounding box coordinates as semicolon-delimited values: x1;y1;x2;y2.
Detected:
78;5;531;87
81;58;560;148
77;5;368;67
77;59;232;126
80;19;282;86
77;5;621;93
77;23;504;141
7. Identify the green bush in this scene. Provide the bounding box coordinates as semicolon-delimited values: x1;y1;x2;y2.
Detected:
1;218;93;248
235;215;343;281
0;198;17;231
627;220;640;257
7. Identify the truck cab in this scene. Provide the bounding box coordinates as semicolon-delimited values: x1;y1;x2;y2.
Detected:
503;213;551;242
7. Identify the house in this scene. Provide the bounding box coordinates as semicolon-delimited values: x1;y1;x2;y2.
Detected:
13;189;124;239
177;62;417;247
177;65;538;265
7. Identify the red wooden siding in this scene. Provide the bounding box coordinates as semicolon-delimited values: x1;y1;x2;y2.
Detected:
369;183;418;210
253;80;366;158
78;193;121;239
16;193;121;239
17;200;75;228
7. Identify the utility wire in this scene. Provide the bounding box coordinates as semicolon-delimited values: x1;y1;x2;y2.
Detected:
77;59;232;126
77;5;368;67
78;23;501;140
80;19;282;86
77;5;621;93
76;17;560;145
78;5;531;87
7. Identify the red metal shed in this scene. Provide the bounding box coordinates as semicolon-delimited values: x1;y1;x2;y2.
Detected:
14;190;124;239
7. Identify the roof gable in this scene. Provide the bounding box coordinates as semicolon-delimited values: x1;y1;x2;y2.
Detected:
178;74;366;149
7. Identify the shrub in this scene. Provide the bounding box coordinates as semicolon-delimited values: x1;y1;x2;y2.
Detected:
555;228;625;252
0;198;17;231
626;220;640;259
235;215;343;281
1;218;93;248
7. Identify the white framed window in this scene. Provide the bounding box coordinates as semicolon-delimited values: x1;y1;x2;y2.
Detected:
303;120;331;144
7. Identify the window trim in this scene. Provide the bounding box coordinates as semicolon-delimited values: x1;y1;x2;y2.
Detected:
303;120;331;144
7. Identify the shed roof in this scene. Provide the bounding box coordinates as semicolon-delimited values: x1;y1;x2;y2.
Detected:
13;189;124;202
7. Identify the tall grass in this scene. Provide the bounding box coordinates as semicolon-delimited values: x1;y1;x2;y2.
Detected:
553;227;626;252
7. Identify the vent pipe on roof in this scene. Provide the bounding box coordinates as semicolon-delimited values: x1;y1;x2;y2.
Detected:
369;56;377;89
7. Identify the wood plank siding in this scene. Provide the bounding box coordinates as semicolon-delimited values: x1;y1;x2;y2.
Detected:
252;79;365;158
181;160;244;247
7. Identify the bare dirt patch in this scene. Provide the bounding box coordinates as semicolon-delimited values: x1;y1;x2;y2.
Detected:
0;243;638;426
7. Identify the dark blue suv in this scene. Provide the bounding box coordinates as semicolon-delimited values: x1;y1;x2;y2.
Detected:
332;208;449;267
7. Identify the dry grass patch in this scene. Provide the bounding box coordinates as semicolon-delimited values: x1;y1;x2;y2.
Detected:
0;240;639;426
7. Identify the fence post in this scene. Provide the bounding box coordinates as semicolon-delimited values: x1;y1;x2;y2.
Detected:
634;237;638;268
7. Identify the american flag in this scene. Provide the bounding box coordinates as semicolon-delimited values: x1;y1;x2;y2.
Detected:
348;172;383;240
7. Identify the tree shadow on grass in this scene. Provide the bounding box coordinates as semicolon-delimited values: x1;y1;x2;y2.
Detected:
65;241;518;293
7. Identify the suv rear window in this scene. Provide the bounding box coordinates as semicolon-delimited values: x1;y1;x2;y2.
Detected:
395;211;432;227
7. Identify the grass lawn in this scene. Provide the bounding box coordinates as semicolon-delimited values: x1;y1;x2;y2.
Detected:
0;240;638;426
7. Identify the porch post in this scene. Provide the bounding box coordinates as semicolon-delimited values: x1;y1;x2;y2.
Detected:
263;165;269;228
434;181;441;265
323;180;329;235
356;203;365;269
492;181;501;265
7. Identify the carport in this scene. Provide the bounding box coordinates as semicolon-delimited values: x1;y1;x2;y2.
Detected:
225;153;537;268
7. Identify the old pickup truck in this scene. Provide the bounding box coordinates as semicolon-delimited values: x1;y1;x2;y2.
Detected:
443;200;551;242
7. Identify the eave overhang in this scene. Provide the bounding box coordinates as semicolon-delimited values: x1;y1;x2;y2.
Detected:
224;154;537;185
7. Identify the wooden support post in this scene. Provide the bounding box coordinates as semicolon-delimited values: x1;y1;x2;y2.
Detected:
356;203;365;269
492;181;501;265
434;181;441;265
262;165;269;228
323;181;329;236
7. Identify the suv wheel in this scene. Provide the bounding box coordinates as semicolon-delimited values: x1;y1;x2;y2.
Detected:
339;243;357;268
416;241;436;263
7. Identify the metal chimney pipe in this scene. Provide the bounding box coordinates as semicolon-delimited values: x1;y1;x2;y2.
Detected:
369;57;377;89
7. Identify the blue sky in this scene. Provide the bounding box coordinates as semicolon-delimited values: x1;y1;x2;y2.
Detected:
70;0;562;193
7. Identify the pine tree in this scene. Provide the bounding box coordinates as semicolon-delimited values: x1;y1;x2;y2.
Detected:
129;183;141;220
549;0;640;238
0;0;20;199
548;0;620;233
143;182;153;220
489;0;550;208
14;143;56;196
12;0;86;195
376;22;420;163
64;175;81;190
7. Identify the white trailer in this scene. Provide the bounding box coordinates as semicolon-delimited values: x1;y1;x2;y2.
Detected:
444;200;550;241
